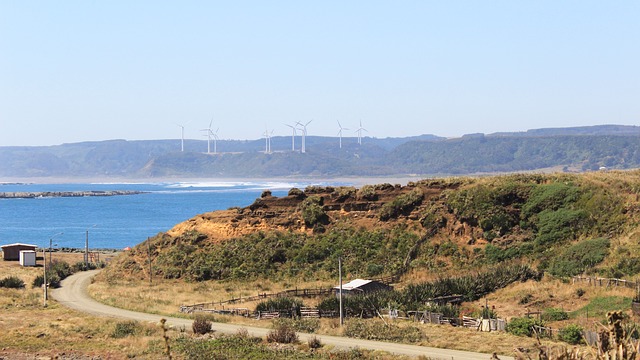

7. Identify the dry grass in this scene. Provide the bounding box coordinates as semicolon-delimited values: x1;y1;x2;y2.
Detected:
0;253;165;359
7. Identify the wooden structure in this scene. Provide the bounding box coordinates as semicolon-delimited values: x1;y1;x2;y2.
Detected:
1;243;37;261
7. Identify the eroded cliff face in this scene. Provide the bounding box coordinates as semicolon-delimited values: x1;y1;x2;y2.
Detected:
165;180;470;243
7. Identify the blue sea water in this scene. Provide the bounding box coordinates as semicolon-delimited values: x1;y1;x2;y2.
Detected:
0;181;335;250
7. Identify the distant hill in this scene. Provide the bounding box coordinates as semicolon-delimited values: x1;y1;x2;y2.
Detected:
2;125;640;178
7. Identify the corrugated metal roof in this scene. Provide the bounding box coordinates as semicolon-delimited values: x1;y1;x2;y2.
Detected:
1;243;38;249
334;278;373;291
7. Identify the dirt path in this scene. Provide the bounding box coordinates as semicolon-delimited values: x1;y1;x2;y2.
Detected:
52;270;512;360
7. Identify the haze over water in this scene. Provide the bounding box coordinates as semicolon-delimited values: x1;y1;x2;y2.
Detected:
0;181;334;250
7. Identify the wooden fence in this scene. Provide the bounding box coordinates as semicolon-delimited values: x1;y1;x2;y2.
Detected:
572;276;638;289
180;275;399;314
180;287;333;313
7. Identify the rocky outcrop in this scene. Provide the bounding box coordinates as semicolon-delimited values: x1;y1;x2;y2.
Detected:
0;190;144;198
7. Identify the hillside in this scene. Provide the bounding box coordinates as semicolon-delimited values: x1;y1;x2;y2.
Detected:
3;125;640;178
106;170;640;286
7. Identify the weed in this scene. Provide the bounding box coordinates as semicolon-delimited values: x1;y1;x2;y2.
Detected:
192;315;212;334
266;321;298;344
111;320;140;338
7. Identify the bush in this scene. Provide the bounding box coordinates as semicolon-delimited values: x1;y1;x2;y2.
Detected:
0;276;25;289
548;238;610;277
266;322;298;344
506;317;545;337
558;324;583;345
111;321;140;338
192;315;212;334
300;196;328;227
379;189;424;221
288;187;305;198
255;297;303;316
357;185;377;201
542;308;569;322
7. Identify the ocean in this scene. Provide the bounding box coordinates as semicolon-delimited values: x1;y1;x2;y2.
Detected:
0;181;339;250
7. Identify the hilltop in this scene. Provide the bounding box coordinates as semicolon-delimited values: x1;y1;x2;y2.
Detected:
106;170;640;285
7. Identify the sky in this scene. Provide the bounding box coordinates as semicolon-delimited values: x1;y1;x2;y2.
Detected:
1;1;639;146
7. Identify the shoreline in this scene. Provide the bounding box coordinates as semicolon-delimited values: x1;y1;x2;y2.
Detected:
0;175;431;187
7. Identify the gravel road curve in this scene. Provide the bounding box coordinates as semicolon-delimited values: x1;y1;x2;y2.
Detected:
52;270;512;360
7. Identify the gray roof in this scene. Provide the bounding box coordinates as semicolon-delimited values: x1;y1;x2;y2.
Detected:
1;243;38;249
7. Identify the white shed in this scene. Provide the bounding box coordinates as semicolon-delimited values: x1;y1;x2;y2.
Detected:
19;250;36;267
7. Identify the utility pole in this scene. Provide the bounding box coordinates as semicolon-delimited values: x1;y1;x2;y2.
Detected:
43;248;47;306
85;224;96;268
339;256;343;326
147;237;152;285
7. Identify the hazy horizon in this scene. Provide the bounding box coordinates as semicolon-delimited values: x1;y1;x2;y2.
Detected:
2;1;638;146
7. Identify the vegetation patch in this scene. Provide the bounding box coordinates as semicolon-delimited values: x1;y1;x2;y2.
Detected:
0;275;25;289
344;318;425;343
547;238;610;277
111;320;142;338
569;296;632;321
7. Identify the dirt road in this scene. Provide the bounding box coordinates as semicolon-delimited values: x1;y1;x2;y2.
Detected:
53;270;512;360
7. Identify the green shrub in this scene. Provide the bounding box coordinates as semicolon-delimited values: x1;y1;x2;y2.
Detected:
558;324;583;344
111;321;140;338
33;271;63;288
379;189;423;221
273;318;320;333
300;196;328;227
334;187;356;201
506;317;545;337
266;322;298;344
0;276;25;289
521;182;581;220
288;187;305;198
192;315;212;334
542;308;569;321
548;238;610;277
256;297;303;316
357;185;377;201
534;209;587;247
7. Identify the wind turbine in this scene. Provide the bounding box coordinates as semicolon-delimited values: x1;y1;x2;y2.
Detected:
355;120;367;145
176;122;190;152
200;119;214;154
263;127;274;154
211;128;219;154
337;120;349;149
296;120;312;153
285;123;297;151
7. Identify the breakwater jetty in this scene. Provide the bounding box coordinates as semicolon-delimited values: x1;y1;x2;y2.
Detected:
0;190;145;199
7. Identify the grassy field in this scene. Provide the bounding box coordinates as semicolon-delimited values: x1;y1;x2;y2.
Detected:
2;251;638;359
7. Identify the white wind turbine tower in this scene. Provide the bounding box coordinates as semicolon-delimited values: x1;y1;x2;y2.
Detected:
296;120;312;153
200;119;214;154
337;120;349;149
263;127;274;154
285;123;297;151
211;128;219;154
176;121;190;152
355;120;367;145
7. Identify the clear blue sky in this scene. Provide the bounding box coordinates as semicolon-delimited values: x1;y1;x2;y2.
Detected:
1;1;639;146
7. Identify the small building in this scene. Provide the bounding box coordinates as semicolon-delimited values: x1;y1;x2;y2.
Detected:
334;279;393;297
1;243;38;261
19;250;36;266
